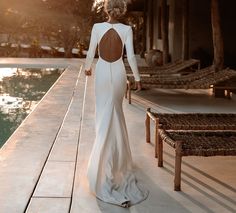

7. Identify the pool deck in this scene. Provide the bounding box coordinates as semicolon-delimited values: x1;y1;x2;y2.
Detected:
0;58;236;213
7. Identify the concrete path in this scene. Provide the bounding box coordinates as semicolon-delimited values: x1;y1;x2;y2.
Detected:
0;58;235;213
69;70;236;213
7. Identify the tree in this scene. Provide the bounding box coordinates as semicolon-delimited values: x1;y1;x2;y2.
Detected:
182;0;189;60
211;0;224;71
0;0;94;57
41;0;94;57
161;0;169;64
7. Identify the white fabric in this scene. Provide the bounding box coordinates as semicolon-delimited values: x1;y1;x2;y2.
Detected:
84;22;141;81
85;22;148;206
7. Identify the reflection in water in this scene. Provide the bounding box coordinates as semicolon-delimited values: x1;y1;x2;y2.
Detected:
0;94;23;113
0;68;64;148
0;68;17;81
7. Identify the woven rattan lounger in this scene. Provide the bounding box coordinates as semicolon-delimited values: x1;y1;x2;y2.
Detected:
158;129;236;191
126;68;236;104
126;58;200;76
145;108;236;158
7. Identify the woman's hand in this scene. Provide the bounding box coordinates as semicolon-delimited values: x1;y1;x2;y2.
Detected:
85;68;92;76
135;81;142;92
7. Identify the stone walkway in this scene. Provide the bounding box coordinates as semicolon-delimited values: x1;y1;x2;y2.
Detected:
0;59;85;212
0;58;235;213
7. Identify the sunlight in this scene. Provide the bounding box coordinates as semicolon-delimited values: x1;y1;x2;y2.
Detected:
93;0;103;7
0;68;17;81
93;0;132;6
93;0;104;10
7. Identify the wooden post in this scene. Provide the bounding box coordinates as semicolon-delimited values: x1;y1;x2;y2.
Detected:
127;80;132;104
174;141;182;191
145;108;151;143
154;118;159;158
125;82;128;99
141;0;147;57
211;0;224;71
149;0;154;50
157;131;163;167
182;0;189;60
161;0;169;64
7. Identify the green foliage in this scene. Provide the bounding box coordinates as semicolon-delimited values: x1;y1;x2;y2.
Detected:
0;0;144;56
0;0;95;57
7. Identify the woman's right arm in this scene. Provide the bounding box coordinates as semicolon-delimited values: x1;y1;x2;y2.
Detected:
84;24;98;76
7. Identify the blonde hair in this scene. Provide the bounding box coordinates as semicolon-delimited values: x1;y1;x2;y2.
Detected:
104;0;127;19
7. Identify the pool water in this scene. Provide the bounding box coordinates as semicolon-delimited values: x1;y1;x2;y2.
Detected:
0;68;64;148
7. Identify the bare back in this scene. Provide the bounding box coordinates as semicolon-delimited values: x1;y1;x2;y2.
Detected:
98;28;123;63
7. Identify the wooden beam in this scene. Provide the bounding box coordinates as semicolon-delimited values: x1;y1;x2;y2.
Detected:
161;0;169;64
149;0;154;50
182;0;189;60
141;0;147;57
211;0;224;71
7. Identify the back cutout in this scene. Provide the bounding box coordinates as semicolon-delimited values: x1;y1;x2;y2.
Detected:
99;29;123;62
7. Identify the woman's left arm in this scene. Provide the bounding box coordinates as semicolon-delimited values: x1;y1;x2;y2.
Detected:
125;26;142;91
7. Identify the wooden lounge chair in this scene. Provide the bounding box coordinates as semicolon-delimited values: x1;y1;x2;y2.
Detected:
145;108;236;158
126;58;200;76
124;58;182;71
126;68;236;103
157;129;236;191
145;108;236;191
187;68;236;88
128;66;214;85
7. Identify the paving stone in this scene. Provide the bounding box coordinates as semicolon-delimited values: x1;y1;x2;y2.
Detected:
26;197;70;213
33;161;75;197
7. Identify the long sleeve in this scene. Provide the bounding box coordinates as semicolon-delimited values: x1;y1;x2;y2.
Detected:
125;26;141;81
84;24;98;71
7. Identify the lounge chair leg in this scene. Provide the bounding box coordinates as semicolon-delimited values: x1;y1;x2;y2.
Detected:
197;61;200;70
157;133;163;167
226;89;231;99
127;80;131;104
174;141;182;191
154;118;159;158
145;109;151;143
125;82;128;99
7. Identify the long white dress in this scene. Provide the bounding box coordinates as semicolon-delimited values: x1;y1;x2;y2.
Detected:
84;22;148;206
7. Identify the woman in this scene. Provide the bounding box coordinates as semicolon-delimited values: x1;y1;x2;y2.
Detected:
84;0;148;208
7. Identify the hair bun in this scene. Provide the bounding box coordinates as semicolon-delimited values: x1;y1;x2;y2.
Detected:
104;0;127;19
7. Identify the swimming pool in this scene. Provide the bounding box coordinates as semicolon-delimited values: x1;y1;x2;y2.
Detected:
0;67;64;148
